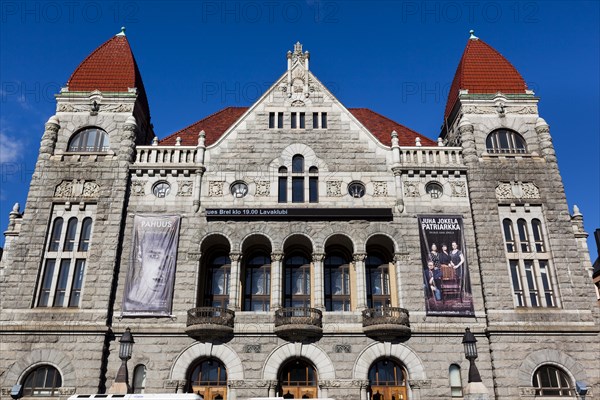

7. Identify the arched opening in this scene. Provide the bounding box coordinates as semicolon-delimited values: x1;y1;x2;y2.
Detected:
485;128;527;154
199;235;231;308
282;235;313;308
132;364;147;394
532;365;575;397
368;358;408;400
67;127;110;152
324;235;353;312
22;365;62;397
278;359;318;399
187;358;227;399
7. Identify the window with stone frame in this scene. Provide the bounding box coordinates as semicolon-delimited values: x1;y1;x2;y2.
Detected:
37;204;95;308
499;206;559;308
278;155;319;204
67;127;110;152
486;128;527;154
532;365;575;397
22;365;62;397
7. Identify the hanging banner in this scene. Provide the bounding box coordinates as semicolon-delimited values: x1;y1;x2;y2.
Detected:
418;215;474;316
122;215;181;316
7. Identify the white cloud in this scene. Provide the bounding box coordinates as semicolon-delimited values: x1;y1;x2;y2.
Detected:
0;131;24;164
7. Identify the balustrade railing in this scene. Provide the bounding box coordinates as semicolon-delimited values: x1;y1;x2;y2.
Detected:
274;307;323;328
186;307;235;328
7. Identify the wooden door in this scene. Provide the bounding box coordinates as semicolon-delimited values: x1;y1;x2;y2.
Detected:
192;386;227;400
370;386;407;400
281;386;318;398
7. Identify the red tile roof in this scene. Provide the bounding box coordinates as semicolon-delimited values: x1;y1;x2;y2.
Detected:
444;38;527;121
160;107;436;147
67;34;150;120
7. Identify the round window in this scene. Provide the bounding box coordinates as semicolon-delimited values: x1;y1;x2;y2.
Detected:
152;181;171;198
426;182;443;199
348;181;366;198
230;181;249;198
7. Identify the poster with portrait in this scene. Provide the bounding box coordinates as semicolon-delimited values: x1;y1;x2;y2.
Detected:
122;215;181;316
418;215;474;316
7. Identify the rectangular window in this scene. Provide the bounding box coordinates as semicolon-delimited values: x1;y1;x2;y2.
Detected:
269;112;275;128
509;260;524;306
278;177;287;203
539;261;554;307
524;260;539;306
291;112;297;128
299;112;305;128
277;112;283;128
313;112;319;128
292;177;304;203
309;177;318;203
321;112;328;129
37;205;94;308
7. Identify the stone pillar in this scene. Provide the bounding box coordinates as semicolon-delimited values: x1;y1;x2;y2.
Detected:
312;252;325;310
353;253;367;310
394;252;407;308
194;131;206;213
392;167;404;213
3;203;22;250
119;115;137;162
271;252;284;309
458;116;477;164
535;117;556;163
39;115;60;159
228;252;242;311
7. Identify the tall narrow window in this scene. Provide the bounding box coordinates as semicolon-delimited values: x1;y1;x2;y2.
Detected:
299;112;305;128
517;219;530;252
366;254;391;309
509;260;524;307
38;206;94;308
205;254;231;308
277;112;284;128
449;364;463;397
284;254;311;308
524;260;539;306
292;155;304;173
278;167;288;203
503;219;515;252
313;112;319;128
531;219;545;252
269;112;275;128
321;112;328;129
291;112;297;129
309;167;318;203
292;155;305;203
324;252;350;311
538;261;554;307
63;217;78;251
133;365;147;394
244;253;271;311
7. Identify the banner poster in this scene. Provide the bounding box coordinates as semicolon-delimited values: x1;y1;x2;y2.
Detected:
122;215;181;316
418;215;474;316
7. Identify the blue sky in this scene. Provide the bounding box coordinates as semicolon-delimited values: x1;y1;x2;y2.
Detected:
1;1;598;256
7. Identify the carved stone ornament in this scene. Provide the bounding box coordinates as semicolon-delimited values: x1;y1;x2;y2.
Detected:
334;344;351;353
99;103;133;113
320;380;341;388
82;181;100;197
450;181;467;197
59;387;77;395
372;181;388;197
255;181;270;197
408;379;432;388
55;180;74;198
177;180;193;196
57;103;89;113
244;344;261;353
353;253;367;262
326;181;343;197
496;182;540;200
404;182;420;197
351;380;370;388
510;106;537;114
208;181;224;197
229;380;270;388
271;252;284;261
131;181;146;196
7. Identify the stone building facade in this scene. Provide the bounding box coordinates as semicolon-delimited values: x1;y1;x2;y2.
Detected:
1;31;598;400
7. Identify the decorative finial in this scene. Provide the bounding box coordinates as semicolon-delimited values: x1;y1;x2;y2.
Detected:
152;137;158;146
469;29;478;40
437;137;444;146
12;203;20;213
573;205;582;217
198;130;206;147
294;41;303;54
415;137;422;147
116;26;126;37
175;137;181;146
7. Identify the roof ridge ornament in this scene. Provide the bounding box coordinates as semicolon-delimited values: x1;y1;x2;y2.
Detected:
116;26;126;37
469;29;478;40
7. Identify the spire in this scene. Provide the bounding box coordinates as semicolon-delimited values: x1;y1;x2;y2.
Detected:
469;29;478;40
116;26;126;36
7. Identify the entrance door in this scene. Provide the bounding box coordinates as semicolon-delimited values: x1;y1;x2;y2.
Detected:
189;358;227;400
278;359;318;399
368;359;408;400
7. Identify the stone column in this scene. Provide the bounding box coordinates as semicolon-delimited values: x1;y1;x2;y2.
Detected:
271;252;284;309
353;253;367;310
228;252;242;311
312;252;325;310
119;115;137;162
394;252;408;308
535;117;556;163
39;115;60;159
458;116;477;165
194;131;207;213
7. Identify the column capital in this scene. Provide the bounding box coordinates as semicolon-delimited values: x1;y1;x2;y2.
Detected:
271;251;284;261
229;252;242;262
353;253;367;262
312;252;325;262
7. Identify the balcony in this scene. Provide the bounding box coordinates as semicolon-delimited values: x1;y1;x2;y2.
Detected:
362;307;411;342
274;307;323;341
185;307;235;341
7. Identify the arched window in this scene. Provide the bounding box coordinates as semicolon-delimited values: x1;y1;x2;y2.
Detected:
517;219;530;252
78;217;93;252
533;365;574;396
366;253;390;309
204;254;231;308
368;359;407;400
531;219;546;252
279;155;320;204
283;253;311;308
278;359;318;399
67;127;110;152
244;252;271;311
292;155;305;203
502;219;515;252
132;364;147;394
188;358;227;399
449;364;463;397
324;252;350;311
63;217;78;251
48;217;63;252
292;154;304;173
22;365;62;396
486;129;527;154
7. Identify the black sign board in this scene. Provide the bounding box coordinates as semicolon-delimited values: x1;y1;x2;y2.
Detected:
205;208;393;221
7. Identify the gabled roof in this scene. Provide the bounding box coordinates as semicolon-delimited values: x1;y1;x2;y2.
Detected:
444;35;528;121
159;107;436;147
67;32;150;120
